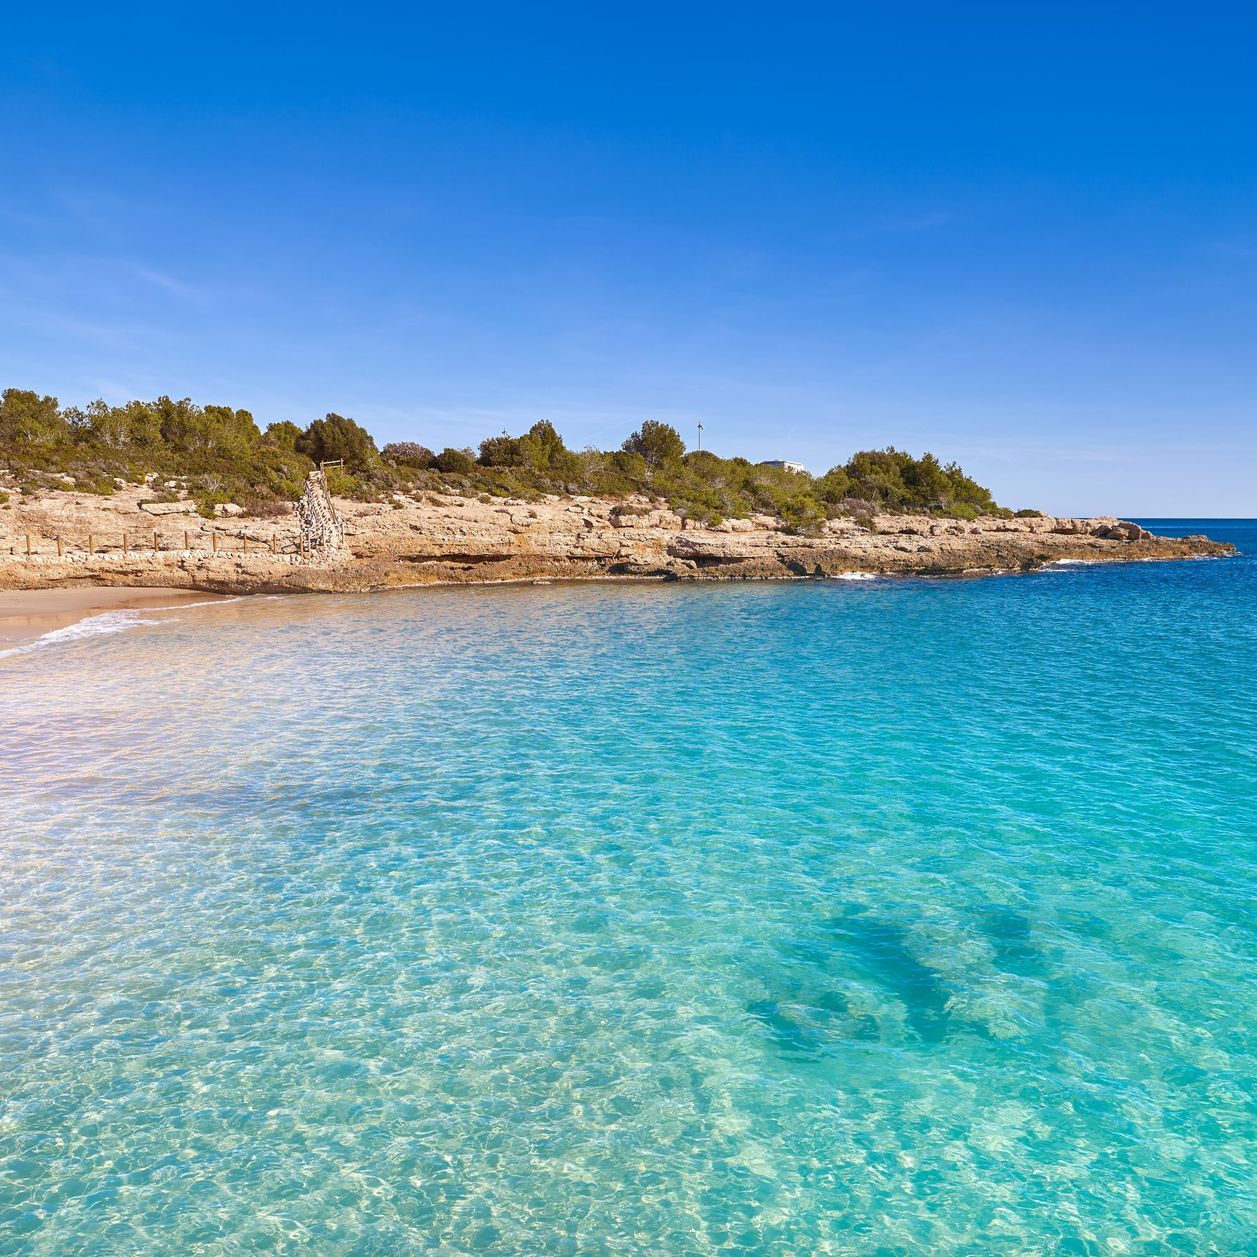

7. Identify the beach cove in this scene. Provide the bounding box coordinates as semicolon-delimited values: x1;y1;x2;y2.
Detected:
2;521;1254;1252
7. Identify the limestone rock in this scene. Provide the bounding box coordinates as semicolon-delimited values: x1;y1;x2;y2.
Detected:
1091;520;1150;542
0;479;1235;592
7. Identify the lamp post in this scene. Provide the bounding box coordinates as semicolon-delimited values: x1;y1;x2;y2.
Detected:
697;422;704;452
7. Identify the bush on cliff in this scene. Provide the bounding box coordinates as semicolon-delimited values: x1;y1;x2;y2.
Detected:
0;390;65;445
382;441;435;467
434;448;477;474
622;420;686;467
294;413;378;471
0;386;1017;522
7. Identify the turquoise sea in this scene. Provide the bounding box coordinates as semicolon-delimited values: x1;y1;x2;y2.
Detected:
2;521;1255;1255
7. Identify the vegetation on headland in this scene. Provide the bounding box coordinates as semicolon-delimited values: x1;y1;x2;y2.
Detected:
0;387;1017;530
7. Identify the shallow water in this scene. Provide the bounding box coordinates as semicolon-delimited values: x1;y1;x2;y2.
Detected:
2;522;1255;1254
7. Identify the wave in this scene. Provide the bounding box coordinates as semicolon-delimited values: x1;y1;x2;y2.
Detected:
164;596;247;610
0;593;254;662
830;571;879;581
0;610;161;660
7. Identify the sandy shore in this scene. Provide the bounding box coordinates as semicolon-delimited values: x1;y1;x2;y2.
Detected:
0;587;232;649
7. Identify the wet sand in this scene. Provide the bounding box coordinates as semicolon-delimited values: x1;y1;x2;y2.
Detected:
0;587;231;649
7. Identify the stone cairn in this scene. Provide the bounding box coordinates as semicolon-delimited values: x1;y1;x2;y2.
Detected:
294;468;345;560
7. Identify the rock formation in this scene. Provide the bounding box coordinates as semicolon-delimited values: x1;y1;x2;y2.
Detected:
0;480;1235;595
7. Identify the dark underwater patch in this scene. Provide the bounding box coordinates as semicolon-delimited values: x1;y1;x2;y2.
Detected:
821;910;954;1044
980;904;1049;980
746;989;879;1060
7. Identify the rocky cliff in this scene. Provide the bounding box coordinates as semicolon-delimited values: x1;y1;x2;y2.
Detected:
0;480;1234;594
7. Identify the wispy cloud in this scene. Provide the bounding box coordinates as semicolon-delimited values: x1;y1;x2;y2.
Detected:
840;211;955;241
130;265;195;296
0;249;235;308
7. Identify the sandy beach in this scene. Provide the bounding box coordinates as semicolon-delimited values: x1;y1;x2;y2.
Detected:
0;587;231;650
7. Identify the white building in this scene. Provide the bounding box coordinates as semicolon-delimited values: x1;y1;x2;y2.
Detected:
759;459;807;474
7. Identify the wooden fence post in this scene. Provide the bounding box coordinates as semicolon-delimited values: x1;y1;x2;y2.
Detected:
25;534;31;557
154;530;159;552
271;533;277;554
184;529;189;551
122;532;128;557
88;533;94;555
56;535;63;557
212;530;218;553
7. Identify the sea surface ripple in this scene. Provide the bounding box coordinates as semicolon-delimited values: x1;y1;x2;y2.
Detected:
1;521;1255;1254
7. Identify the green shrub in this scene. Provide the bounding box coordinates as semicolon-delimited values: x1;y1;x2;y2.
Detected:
434;447;476;474
75;474;117;496
193;489;230;518
264;420;303;450
323;466;362;497
382;441;435;468
622;420;685;467
0;386;1022;525
778;496;826;534
296;413;378;471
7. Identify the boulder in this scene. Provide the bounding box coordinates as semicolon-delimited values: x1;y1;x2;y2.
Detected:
1092;520;1149;542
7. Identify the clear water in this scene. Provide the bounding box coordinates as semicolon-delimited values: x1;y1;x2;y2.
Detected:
2;523;1255;1255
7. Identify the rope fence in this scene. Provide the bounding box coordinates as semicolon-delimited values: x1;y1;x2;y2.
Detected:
10;531;317;560
10;475;342;563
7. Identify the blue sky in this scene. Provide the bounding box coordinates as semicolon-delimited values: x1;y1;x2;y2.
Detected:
2;3;1254;514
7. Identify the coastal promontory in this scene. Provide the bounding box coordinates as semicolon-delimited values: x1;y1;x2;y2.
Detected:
0;390;1234;595
0;479;1232;594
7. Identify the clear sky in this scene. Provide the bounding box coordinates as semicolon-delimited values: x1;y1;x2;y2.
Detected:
2;3;1254;515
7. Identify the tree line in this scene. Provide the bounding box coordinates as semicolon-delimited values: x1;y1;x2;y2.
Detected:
0;388;1016;526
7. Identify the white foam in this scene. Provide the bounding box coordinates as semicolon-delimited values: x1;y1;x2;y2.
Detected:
0;610;161;660
830;571;879;581
0;593;257;661
163;596;246;610
1;593;263;661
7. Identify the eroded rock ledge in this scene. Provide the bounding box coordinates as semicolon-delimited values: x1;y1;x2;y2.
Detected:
0;485;1235;595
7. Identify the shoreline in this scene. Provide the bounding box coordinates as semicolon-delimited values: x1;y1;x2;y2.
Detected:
0;540;1235;605
0;587;233;650
2;547;1237;651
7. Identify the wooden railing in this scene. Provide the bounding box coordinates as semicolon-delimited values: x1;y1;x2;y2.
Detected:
12;530;299;559
10;471;346;562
